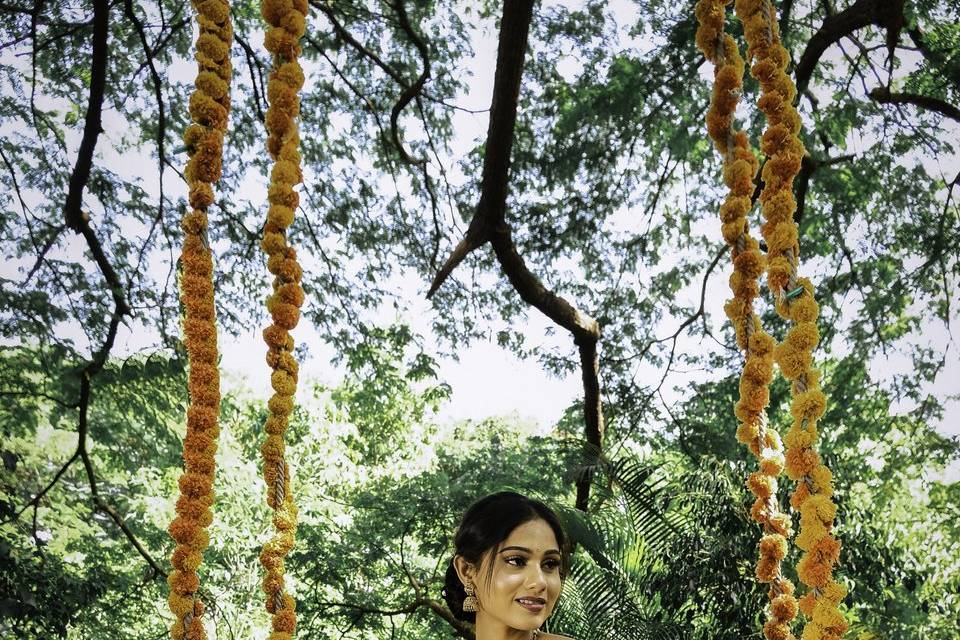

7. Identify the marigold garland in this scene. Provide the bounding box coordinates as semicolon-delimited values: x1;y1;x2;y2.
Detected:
258;0;308;637
695;2;798;639
167;1;233;639
733;1;849;638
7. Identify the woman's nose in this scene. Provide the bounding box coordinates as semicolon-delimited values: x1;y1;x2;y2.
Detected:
526;564;547;588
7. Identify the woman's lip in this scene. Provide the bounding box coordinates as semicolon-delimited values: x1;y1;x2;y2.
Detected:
516;600;545;612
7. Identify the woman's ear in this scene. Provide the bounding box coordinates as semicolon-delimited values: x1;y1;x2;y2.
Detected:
453;554;475;586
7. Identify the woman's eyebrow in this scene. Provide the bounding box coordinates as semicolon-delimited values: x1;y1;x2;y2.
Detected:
499;546;561;555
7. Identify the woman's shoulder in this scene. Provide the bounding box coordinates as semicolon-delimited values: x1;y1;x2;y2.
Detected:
540;634;576;640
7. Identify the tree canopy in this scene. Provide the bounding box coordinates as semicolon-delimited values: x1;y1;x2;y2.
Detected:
0;0;958;639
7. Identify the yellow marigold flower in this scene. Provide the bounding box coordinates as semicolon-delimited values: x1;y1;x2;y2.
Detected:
724;296;747;321
271;369;297;396
261;434;286;460
263;325;289;349
736;421;760;444
196;32;229;62
273;508;297;532
800;622;825;640
270;301;301;330
275;282;305;306
798;591;817;617
168;591;194;617
277;61;305;90
719;195;751;222
264;25;300;58
277;256;303;282
813;535;841;564
189;92;228;131
189;182;215;210
784;424;816;450
168;569;200;594
790;388;827;422
261;0;291;25
196;0;230;22
268;394;294;416
766;221;798;255
275;351;299;375
820;580;847;604
795;524;821;552
801;494;837;524
721;218;747;244
262;572;285;595
280;11;306;39
178;472;213;499
266;108;293;137
786;322;820;351
271;159;301;185
261;231;286;255
775;342;812;380
812;601;845;629
268;204;295;229
757;91;784;118
734;248;766;279
196;70;229;100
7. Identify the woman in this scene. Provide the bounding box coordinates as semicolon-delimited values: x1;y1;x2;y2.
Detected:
443;491;575;640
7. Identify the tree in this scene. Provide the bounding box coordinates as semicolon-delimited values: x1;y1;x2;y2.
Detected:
1;0;957;638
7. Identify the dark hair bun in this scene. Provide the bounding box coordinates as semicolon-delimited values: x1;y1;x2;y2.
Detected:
442;558;475;622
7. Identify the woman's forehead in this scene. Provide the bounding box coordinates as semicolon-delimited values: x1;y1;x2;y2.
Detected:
501;518;559;551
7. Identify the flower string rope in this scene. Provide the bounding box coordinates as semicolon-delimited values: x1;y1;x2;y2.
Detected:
166;1;233;638
733;1;849;638
694;2;799;639
258;0;308;637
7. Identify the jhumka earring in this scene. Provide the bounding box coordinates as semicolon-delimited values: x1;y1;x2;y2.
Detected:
463;581;478;612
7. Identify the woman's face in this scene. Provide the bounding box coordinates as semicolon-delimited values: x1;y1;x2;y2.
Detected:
461;518;564;633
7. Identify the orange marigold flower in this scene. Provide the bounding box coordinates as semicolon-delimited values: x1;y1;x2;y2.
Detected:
759;454;784;476
273;608;297;633
261;0;291;25
748;472;775;499
759;533;788;561
767;513;793;537
756;556;778;582
763;620;790;640
771;593;798;620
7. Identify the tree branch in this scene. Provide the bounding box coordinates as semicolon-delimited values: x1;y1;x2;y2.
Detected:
868;86;960;123
425;0;604;511
64;0;130;316
794;0;906;98
389;0;430;165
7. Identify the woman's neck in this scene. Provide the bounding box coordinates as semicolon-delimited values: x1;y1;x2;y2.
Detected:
473;615;538;640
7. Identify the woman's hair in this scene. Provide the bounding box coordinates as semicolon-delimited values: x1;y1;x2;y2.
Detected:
442;491;571;622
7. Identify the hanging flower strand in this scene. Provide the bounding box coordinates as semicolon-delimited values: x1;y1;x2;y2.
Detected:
695;2;799;639
733;1;849;638
258;0;308;637
166;1;233;639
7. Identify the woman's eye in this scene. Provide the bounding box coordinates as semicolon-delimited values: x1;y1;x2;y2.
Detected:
544;560;560;571
506;556;526;567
